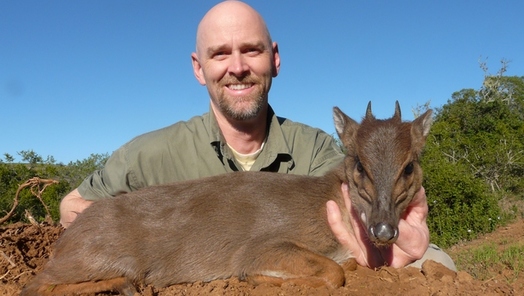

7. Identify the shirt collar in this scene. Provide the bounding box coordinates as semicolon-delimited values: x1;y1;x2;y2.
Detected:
206;104;294;171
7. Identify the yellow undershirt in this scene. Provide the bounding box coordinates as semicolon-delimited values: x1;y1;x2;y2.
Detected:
227;142;265;171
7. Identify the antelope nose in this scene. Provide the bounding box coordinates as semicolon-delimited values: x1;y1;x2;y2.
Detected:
369;222;399;244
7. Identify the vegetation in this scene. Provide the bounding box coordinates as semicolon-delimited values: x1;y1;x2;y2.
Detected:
452;241;524;283
1;60;523;254
0;152;108;223
422;60;524;247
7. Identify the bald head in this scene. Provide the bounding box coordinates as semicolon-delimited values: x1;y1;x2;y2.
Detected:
195;1;272;57
191;1;280;124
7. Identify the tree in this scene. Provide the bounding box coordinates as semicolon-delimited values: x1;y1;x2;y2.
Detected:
433;75;524;193
421;67;524;246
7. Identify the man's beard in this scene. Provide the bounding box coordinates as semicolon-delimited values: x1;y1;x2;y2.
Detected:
215;75;267;121
218;95;265;121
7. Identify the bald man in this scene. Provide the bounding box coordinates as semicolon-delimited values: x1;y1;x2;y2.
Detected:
60;1;454;271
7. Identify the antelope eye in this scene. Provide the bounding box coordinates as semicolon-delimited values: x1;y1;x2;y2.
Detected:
404;162;414;175
356;160;364;173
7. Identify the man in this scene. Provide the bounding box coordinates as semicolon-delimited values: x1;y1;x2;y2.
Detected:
60;0;454;271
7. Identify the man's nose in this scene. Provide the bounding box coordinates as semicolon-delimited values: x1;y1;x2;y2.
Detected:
228;53;249;76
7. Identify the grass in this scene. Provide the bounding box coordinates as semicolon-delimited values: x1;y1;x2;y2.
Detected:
452;241;524;283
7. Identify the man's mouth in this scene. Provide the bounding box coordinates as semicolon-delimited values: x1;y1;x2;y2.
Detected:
227;84;253;90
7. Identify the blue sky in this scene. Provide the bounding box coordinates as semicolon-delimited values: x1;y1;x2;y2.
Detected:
2;1;523;164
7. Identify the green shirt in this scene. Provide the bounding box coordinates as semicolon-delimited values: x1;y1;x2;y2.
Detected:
78;105;344;200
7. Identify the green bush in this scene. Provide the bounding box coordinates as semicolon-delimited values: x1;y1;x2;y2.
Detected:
422;139;504;247
422;75;524;247
0;151;108;223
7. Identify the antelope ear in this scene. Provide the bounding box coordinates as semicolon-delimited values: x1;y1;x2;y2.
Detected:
333;107;359;149
411;109;433;152
414;109;433;138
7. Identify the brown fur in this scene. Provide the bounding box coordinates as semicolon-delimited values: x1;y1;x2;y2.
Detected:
21;102;432;295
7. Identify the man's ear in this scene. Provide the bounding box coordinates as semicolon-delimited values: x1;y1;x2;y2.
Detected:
272;42;281;77
191;52;206;85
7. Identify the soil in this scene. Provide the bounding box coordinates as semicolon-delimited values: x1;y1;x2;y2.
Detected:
1;218;523;296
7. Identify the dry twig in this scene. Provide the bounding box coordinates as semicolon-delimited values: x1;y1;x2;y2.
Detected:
0;250;16;267
0;177;58;224
0;270;9;281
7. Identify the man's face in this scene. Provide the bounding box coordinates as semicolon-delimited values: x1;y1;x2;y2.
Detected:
192;10;280;121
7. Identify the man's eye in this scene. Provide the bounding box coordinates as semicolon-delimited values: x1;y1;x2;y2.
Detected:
211;51;229;59
244;48;261;56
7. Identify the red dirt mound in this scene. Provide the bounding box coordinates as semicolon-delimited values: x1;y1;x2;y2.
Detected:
1;220;522;295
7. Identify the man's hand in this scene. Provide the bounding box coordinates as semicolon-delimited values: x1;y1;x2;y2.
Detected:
59;188;93;228
326;183;430;268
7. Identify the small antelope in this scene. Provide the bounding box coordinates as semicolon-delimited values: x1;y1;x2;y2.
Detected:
22;102;432;296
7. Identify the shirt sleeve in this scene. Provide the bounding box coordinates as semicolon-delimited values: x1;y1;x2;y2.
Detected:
308;131;345;176
77;144;137;200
